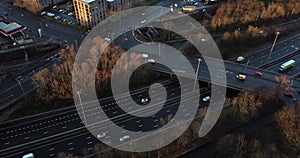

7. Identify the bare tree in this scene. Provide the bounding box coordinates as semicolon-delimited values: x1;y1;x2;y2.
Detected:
276;103;300;149
274;75;293;97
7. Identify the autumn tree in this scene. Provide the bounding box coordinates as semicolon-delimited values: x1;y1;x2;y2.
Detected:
13;0;43;14
274;75;293;97
231;91;262;122
34;45;76;103
276;103;300;150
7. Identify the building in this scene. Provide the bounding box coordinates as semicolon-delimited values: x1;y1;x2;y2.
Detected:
73;0;107;28
0;22;26;40
38;0;66;7
73;0;135;28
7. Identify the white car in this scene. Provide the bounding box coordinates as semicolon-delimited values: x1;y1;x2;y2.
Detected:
97;132;106;138
54;15;61;20
40;11;46;16
46;12;55;17
142;53;149;58
142;13;146;16
119;135;130;141
104;37;111;42
141;20;146;24
147;59;155;64
202;96;211;102
67;12;74;16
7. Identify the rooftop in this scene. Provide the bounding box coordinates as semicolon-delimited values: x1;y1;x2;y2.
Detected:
0;22;22;33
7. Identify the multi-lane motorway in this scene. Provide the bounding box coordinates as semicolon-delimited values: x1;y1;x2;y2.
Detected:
0;0;300;158
0;78;214;157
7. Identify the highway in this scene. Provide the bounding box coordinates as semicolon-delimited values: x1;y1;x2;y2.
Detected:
0;77;214;157
265;52;300;77
245;34;300;67
0;1;300;157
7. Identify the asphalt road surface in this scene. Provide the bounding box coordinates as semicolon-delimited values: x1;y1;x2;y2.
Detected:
0;1;300;157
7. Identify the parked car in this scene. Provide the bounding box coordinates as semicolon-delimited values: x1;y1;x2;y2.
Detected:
46;12;55;17
54;15;61;20
59;9;67;14
255;71;263;77
40;11;47;16
141;20;146;24
67;12;74;16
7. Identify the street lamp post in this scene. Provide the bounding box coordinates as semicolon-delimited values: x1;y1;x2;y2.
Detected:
243;60;250;74
74;39;78;51
193;58;201;92
158;43;161;57
15;78;25;94
267;31;280;62
77;91;87;125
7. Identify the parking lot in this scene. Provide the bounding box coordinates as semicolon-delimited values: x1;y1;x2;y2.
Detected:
40;6;76;26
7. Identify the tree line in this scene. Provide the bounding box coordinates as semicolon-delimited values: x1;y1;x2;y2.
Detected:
211;0;300;31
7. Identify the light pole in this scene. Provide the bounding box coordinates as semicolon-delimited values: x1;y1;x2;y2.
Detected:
15;78;25;94
267;31;280;62
74;39;78;51
193;58;201;92
77;91;87;125
243;60;250;74
158;43;161;57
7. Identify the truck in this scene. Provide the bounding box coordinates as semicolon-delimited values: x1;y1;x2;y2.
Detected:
23;153;34;158
279;59;295;71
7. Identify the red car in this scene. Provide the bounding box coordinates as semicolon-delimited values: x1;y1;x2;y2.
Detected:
284;93;293;98
255;71;263;77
